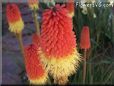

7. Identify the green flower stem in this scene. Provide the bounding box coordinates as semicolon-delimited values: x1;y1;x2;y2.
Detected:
33;9;40;35
15;32;24;57
83;49;87;84
112;14;114;43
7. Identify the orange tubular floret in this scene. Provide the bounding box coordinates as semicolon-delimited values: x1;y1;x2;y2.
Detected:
41;5;76;59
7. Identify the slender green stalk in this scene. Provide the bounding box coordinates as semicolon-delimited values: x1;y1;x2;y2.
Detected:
33;9;40;35
15;33;24;57
89;63;92;84
112;14;114;44
83;49;87;84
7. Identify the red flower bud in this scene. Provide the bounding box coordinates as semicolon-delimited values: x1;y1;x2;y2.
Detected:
80;26;91;49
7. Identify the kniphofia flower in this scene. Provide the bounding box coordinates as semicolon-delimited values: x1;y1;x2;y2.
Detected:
6;4;24;34
66;0;74;17
24;44;47;84
28;0;39;10
39;4;80;84
80;26;91;49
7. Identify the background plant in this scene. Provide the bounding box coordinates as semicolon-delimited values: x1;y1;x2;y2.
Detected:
72;1;114;84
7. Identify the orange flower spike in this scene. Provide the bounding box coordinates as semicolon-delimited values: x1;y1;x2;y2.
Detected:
40;4;80;84
6;4;24;34
28;0;39;10
80;26;91;49
66;0;75;17
24;44;47;84
80;26;91;84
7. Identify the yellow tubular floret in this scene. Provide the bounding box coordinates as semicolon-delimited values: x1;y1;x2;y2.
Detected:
30;73;48;85
38;48;81;84
9;19;24;34
29;4;39;10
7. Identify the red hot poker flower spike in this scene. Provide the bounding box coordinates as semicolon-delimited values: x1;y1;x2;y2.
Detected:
24;44;47;84
80;26;91;49
6;4;24;34
39;4;80;84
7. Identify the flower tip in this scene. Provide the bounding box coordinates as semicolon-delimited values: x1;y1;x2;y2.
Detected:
66;0;75;17
80;26;91;49
28;0;39;10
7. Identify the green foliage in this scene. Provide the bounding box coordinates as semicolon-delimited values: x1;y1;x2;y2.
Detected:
72;5;114;84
